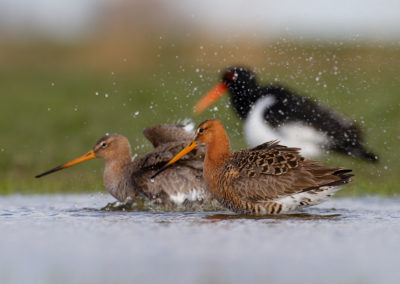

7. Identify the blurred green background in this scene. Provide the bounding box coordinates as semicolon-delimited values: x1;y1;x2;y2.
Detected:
0;1;399;196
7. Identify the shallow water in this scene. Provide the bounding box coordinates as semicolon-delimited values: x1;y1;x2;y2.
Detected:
1;194;400;284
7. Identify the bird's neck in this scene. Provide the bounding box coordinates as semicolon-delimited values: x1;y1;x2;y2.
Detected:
103;155;131;201
204;131;231;170
202;129;231;201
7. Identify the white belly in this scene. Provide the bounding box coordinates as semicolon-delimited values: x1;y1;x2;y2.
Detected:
243;96;328;158
274;185;343;213
169;189;205;204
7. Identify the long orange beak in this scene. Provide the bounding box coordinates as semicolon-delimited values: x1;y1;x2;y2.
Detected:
194;82;228;114
35;150;96;178
151;141;198;179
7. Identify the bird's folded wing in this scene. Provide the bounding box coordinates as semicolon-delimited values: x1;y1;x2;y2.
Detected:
223;144;346;202
143;124;194;148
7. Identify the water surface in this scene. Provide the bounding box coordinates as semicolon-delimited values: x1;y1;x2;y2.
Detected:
1;194;399;284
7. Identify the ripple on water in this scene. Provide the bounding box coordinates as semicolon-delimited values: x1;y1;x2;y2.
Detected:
0;194;400;284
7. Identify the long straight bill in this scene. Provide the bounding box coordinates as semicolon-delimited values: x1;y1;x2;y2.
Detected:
194;82;228;114
151;141;198;179
35;150;96;178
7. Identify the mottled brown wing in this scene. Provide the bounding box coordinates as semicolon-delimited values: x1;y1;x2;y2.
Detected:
223;142;347;202
133;125;207;201
130;140;208;203
228;141;304;176
131;165;210;202
143;124;194;148
132;141;205;170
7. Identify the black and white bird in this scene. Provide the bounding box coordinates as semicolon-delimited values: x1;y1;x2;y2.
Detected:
194;66;378;162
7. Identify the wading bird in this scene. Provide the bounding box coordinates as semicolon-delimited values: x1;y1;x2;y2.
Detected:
36;124;214;208
152;119;353;215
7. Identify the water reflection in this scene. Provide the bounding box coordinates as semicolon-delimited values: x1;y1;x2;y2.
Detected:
205;212;342;221
101;195;227;212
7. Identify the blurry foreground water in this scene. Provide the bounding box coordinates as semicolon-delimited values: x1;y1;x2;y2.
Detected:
1;194;400;284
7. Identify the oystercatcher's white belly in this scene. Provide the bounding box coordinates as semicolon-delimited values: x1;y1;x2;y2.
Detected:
243;96;328;158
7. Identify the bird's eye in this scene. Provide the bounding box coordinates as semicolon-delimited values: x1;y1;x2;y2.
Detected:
198;128;204;134
226;71;238;82
101;142;108;148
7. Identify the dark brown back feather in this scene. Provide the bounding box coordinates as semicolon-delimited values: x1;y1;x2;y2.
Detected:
143;124;194;148
220;141;352;202
132;141;205;170
130;125;207;201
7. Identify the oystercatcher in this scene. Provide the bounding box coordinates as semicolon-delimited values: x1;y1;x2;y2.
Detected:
194;66;378;162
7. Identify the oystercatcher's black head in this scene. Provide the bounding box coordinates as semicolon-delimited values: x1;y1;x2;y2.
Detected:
222;66;257;89
222;66;260;118
194;66;260;118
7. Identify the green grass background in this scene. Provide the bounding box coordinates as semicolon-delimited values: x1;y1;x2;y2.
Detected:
0;40;399;196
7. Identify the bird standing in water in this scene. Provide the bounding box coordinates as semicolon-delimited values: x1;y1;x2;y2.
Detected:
194;66;378;162
152;119;353;215
36;124;215;208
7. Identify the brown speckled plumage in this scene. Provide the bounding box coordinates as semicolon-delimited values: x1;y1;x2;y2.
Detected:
36;124;214;207
153;119;353;215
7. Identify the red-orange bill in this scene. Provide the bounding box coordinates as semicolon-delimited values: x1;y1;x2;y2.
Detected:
35;150;96;178
194;82;228;114
151;141;198;179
